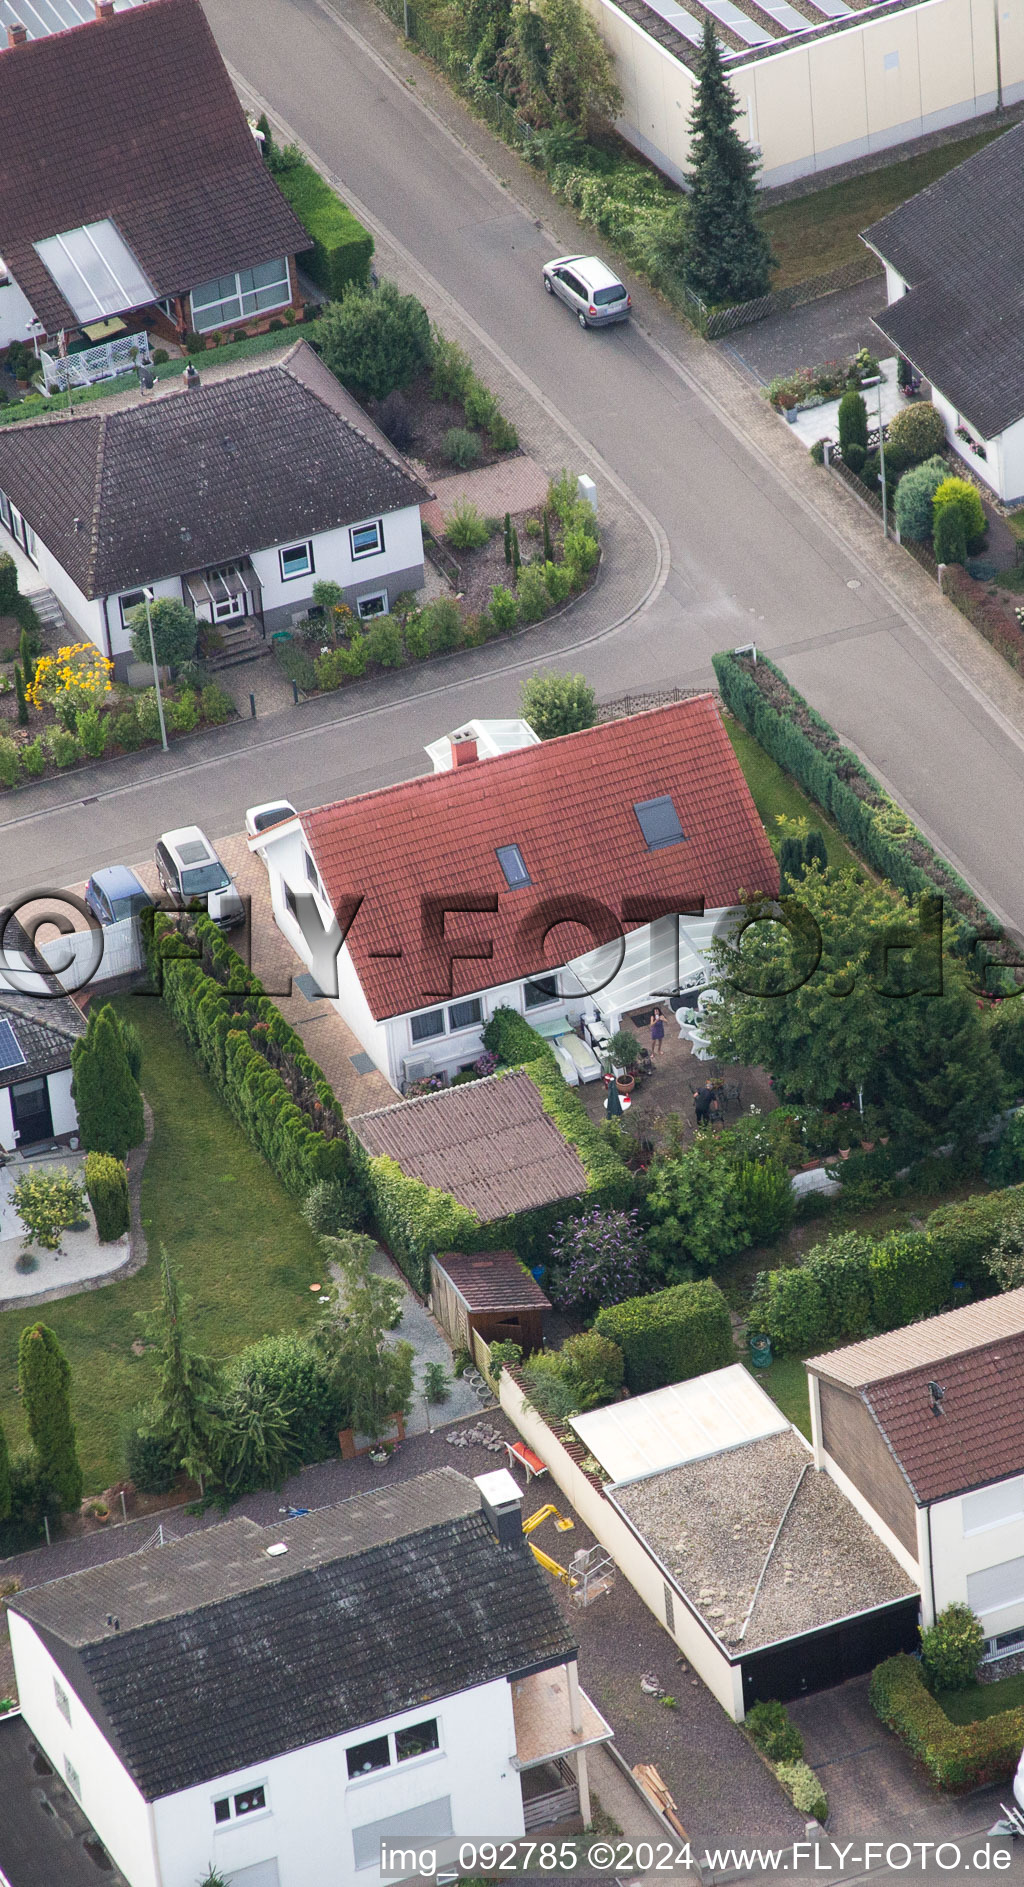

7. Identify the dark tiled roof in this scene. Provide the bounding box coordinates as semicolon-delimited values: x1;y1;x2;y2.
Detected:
10;1469;576;1801
0;342;428;596
864;123;1024;439
435;1250;551;1312
0;1715;129;1887
353;1071;589;1221
0;988;86;1087
861;1335;1024;1504
0;0;307;333
304;696;777;1020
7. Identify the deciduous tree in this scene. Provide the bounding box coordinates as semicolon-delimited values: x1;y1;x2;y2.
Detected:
520;670;596;738
127;597;198;669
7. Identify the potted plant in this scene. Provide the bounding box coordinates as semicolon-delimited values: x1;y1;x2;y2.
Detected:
604;1028;643;1093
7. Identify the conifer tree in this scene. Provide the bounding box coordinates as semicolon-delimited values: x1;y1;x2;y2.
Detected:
0;1412;11;1524
18;1323;83;1513
145;1250;223;1485
683;20;776;307
71;1003;144;1160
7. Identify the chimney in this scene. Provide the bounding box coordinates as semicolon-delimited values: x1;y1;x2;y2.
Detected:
94;0;115;17
451;736;478;768
474;1468;523;1551
6;21;28;45
182;362;201;391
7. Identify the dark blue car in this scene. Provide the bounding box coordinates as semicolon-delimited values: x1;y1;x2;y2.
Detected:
84;865;153;926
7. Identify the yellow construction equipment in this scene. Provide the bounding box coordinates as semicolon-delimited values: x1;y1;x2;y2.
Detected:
522;1504;577;1586
522;1504;574;1538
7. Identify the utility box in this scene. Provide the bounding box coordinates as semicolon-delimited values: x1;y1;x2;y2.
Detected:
577;474;597;515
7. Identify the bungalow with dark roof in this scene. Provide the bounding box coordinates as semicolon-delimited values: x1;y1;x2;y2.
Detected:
4;1468;612;1887
251;696;777;1091
0;0;308;354
864;122;1024;502
0;340;429;672
807;1287;1024;1659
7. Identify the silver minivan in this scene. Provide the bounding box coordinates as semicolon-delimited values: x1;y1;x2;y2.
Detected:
155;825;245;930
543;253;631;329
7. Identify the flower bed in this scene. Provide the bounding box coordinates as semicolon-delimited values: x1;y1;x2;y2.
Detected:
765;349;880;414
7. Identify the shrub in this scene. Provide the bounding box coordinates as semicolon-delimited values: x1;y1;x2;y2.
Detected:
11;1167;87;1252
595;1279;733;1393
377;388;413;448
488;413;519;451
445;499;491;551
732;1158;794;1245
122;1406;176;1494
868;1229;953;1331
481;1006;554;1068
751;1263;828;1353
302;1176;362;1236
933;500;967;566
419;596;464;653
0;737;19;787
547;1207;649;1311
557;1330;624;1407
362;615;405;668
0;1451;61;1556
926;1186;1024;1292
886;401;946;462
429;327;474;402
135;688;163;743
744;1699;804;1763
934;475;986;554
893;455;948;541
0;551;18;612
171;689;200;733
46;725;80;769
84;1151;130;1241
519;1349;589;1423
487;1340;523;1377
227;1330;344;1468
20;736;44;776
269;146;374;295
111;705;143;751
986;1112;1024;1189
488;584;519;632
844;442;866;475
441;425;481;469
920;1603;985;1692
200;682;234;724
870;1653;1024;1791
464;380;500;430
318;280;431;400
838;390;868;458
520;671;596;738
775;1761;827;1823
424;1359;450;1402
127;597;198;669
516;561;552;623
77;705;107;758
542;559;572;605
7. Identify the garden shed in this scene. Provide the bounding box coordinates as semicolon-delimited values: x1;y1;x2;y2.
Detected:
430;1251;550;1357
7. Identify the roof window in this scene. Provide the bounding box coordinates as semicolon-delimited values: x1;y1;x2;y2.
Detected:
633;795;685;850
496;844;531;888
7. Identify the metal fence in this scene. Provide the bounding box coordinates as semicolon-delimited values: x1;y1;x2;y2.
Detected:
41;331;153;395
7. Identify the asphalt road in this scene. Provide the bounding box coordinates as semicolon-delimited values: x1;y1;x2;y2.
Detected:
7;0;1024;937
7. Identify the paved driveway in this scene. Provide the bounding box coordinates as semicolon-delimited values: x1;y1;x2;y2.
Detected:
719;277;889;387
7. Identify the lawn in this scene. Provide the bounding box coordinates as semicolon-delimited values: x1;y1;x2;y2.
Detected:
936;1669;1024;1724
761;127;1009;290
743;1353;812;1438
0;995;328;1494
725;718;859;870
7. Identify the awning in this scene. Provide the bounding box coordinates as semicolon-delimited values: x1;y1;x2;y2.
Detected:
184;560;261;609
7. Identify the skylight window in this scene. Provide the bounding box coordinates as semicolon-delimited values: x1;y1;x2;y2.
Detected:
633;795;685;850
496;844;532;888
34;220;155;323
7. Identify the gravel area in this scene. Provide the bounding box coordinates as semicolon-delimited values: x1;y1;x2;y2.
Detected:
614;1429;915;1651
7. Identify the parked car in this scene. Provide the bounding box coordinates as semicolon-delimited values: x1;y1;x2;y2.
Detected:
542;254;631;329
84;866;153;926
155;826;244;930
245;800;296;860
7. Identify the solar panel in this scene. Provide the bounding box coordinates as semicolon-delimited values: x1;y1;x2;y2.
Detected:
701;0;775;44
641;0;707;48
0;1018;26;1073
802;0;852;17
634;795;686;851
758;0;813;27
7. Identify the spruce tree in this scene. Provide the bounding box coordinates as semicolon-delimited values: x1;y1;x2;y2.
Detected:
145;1250;223;1485
778;835;803;896
71;1003;144;1160
682;20;776;307
0;1412;11;1524
803;830;829;877
18;1323;83;1513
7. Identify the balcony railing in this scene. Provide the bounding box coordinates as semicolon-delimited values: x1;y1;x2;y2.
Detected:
40;331;153;394
522;1757;579;1830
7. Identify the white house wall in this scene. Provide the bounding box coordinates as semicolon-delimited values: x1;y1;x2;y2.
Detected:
150;1677;523;1887
0;1085;15;1152
248;505;425;632
0;274;39;348
0;523;106;651
106;575;185;660
47;1066;78;1137
582;0;1022;190
8;1613;160;1887
928;1487;1024;1637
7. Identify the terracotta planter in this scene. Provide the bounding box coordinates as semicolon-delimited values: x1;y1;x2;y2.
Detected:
838;1147;851;1161
860;1141;875;1153
616;1075;635;1095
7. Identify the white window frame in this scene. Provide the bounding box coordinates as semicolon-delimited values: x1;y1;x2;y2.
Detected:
410;1006;445;1045
523;975;560;1010
119;589;146;631
350;518;384;559
279;540;314;583
212;1779;271;1825
346;1717;441;1788
356;589;389;621
190;258;291;333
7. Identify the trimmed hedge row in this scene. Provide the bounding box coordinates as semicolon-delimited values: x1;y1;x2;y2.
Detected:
148;912;354;1199
870;1654;1024;1791
712;649;1001;955
268;147;374;297
753;1229;955;1355
595;1279;733;1393
927;1184;1024;1293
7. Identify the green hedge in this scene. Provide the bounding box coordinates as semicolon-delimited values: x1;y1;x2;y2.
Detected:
712;650;1001;957
148;912;354;1200
482;1006;557;1069
357;1151;480;1295
525;1057;632;1209
870;1654;1024;1790
926;1185;1024;1292
269;147;374;297
595;1279;733;1393
753;1228;954;1354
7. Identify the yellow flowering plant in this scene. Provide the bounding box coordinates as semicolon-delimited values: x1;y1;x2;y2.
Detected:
26;643;113;718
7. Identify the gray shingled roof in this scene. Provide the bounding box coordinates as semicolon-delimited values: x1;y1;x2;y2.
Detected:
10;1470;576;1801
0;341;428;597
864;122;1024;440
0;988;85;1087
352;1070;590;1221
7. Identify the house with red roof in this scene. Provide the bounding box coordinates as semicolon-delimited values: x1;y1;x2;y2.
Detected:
251;697;776;1091
0;0;307;355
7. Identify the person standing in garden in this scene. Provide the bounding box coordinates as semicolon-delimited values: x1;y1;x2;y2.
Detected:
649;1006;666;1057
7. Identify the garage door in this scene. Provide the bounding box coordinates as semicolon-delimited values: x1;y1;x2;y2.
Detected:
741;1598;920;1709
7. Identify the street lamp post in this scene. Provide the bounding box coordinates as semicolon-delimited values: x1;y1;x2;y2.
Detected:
863;375;888;540
142;586;169;751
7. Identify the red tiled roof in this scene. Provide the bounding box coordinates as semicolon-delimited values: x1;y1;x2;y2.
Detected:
351;1070;589;1221
0;0;308;333
861;1335;1024;1505
303;697;776;1021
434;1250;551;1313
